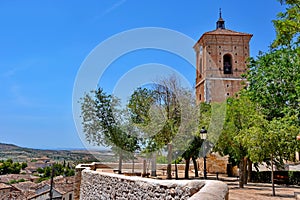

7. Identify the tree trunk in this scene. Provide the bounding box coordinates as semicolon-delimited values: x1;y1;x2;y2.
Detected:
151;153;157;177
185;158;190;179
167;143;172;179
243;157;248;184
192;157;199;177
118;152;123;174
143;159;147;176
271;154;275;196
248;159;252;182
239;158;244;188
132;156;135;173
175;160;178;180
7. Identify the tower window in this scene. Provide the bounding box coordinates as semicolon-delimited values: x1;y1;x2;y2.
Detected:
223;54;232;74
199;58;202;74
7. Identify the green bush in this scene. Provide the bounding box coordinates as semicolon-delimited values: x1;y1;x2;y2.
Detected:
251;171;300;185
156;155;167;164
251;171;271;183
288;171;300;185
8;178;26;184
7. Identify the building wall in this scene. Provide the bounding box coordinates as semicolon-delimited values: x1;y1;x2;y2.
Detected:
195;33;251;103
62;191;74;200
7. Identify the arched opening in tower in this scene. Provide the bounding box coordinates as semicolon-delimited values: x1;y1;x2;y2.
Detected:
223;54;232;74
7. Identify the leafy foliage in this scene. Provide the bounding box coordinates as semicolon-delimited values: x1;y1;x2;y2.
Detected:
80;88;140;154
246;48;300;120
128;76;198;179
272;0;300;48
215;95;260;165
0;159;27;175
239;115;299;164
37;162;75;182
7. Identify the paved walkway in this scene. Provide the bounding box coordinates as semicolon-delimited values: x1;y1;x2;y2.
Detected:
218;176;300;200
149;171;300;199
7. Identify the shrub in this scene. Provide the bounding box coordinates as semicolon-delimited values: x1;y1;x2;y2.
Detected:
251;171;300;185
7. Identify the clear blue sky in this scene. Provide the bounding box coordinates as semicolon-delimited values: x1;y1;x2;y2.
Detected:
0;0;284;149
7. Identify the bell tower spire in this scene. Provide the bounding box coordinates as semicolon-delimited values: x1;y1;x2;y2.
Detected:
216;8;225;29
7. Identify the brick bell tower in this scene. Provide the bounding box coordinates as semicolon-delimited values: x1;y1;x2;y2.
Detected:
194;10;253;103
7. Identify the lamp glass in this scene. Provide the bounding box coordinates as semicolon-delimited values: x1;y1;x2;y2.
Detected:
200;127;207;140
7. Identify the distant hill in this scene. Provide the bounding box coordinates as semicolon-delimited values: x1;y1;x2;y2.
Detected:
0;142;117;163
0;143;20;150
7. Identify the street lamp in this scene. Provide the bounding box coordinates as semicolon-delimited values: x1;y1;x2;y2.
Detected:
200;127;208;179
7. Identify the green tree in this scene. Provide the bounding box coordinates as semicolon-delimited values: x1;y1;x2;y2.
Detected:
181;136;202;179
21;162;27;170
128;76;198;179
242;1;300;195
128;87;166;176
239;115;299;195
128;87;155;125
0;159;23;175
272;0;300;48
37;163;75;182
80;87;140;173
215;95;261;188
246;48;300;119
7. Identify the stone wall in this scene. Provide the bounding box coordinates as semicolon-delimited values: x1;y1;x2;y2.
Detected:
197;153;229;174
76;163;228;200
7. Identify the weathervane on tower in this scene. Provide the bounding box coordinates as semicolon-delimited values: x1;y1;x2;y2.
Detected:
216;8;225;29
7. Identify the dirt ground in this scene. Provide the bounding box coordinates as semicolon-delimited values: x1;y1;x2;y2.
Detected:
153;172;300;199
219;176;300;200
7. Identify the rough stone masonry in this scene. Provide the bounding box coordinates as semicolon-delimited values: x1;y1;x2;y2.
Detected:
78;164;228;200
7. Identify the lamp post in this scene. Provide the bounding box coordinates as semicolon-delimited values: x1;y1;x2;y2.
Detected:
200;127;208;179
